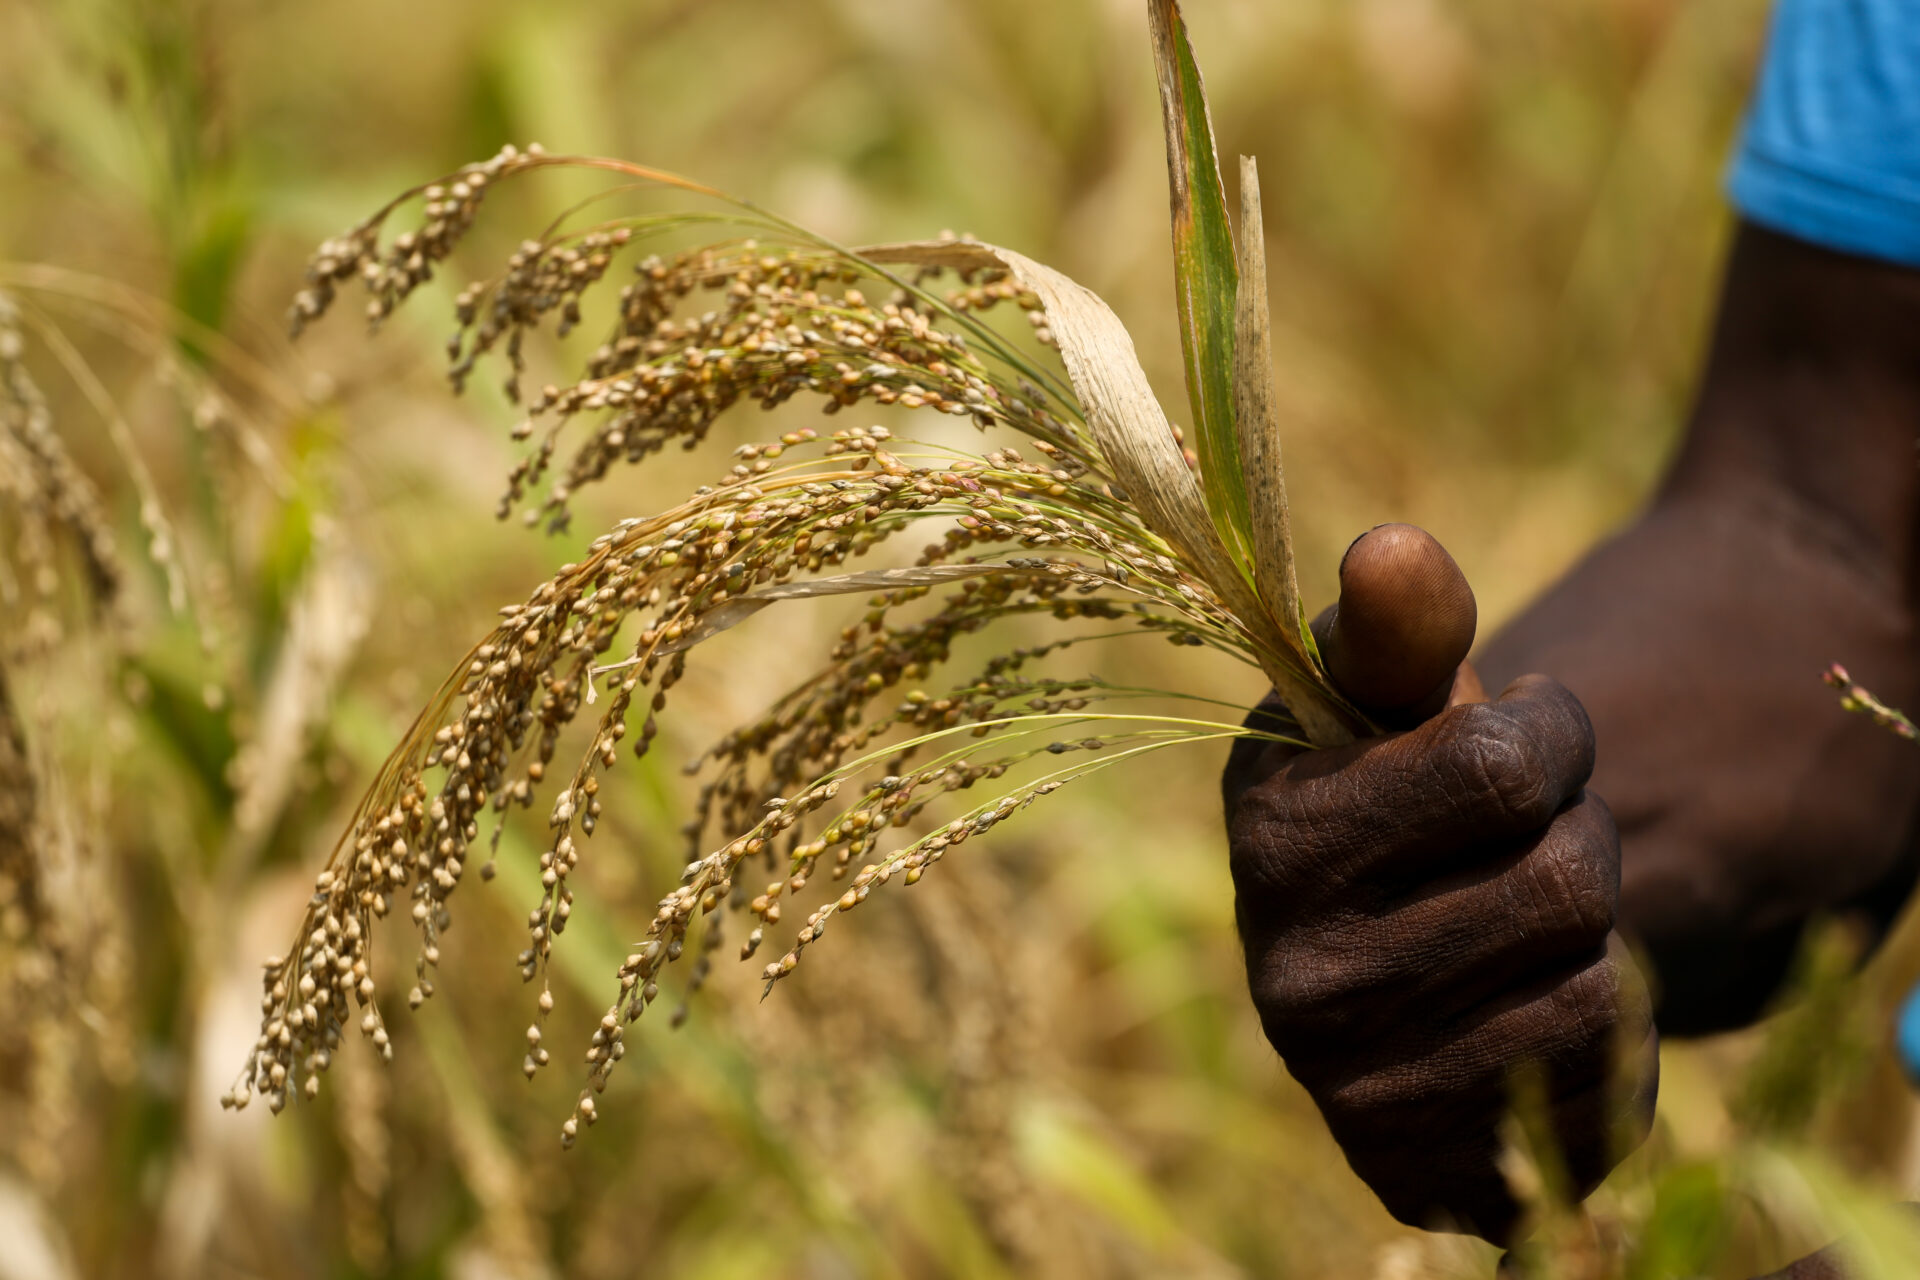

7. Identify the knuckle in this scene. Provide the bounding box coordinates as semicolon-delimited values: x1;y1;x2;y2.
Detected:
1512;829;1616;952
1247;938;1376;1043
1310;1050;1419;1130
1312;1050;1487;1145
1314;1074;1400;1139
1426;947;1627;1092
1226;792;1304;895
1226;767;1362;901
1544;951;1628;1052
1516;678;1598;780
1441;705;1562;830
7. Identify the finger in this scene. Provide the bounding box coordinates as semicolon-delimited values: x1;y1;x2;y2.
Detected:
1229;675;1597;896
1225;655;1486;813
1314;942;1637;1148
1245;793;1620;1040
1315;523;1477;726
1226;524;1474;809
1382;792;1620;1015
1300;937;1653;1245
1307;944;1636;1241
1225;657;1487;816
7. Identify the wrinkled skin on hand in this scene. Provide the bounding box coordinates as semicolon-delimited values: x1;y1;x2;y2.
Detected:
1221;226;1920;1267
1223;526;1657;1242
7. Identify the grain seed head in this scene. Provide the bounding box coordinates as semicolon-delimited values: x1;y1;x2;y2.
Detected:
239;126;1330;1137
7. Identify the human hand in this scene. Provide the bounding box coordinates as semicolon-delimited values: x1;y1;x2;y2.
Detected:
1222;524;1658;1243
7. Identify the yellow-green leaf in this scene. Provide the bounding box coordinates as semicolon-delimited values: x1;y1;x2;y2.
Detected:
1148;0;1252;581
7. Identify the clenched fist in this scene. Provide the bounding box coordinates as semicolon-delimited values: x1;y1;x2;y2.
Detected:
1222;525;1658;1243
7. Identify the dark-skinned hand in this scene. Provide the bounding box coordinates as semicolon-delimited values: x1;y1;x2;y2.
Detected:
1221;524;1659;1244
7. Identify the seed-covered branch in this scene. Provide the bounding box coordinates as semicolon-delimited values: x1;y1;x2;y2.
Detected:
236;143;1320;1139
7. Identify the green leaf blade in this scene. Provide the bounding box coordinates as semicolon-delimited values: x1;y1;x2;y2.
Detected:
1148;0;1252;580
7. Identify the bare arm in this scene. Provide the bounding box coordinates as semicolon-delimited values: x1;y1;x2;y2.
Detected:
1480;222;1920;1032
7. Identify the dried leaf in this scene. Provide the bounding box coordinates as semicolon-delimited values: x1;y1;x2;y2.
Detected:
861;238;1357;745
862;243;1237;599
1231;156;1316;677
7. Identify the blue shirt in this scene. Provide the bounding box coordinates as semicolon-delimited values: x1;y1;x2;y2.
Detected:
1729;0;1920;269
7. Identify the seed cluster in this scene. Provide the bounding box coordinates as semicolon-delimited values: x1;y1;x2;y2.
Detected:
0;301;138;1185
0;295;123;650
291;146;1092;536
0;672;52;1118
248;152;1283;1142
494;241;1091;535
290;143;551;338
451;226;630;397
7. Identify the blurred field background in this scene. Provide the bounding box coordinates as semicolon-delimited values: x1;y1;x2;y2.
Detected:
6;0;1920;1276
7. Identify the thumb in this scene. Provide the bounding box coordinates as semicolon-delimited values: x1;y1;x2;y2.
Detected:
1314;523;1479;727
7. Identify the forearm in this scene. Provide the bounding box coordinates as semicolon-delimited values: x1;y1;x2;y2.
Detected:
1663;222;1920;594
1479;223;1920;1034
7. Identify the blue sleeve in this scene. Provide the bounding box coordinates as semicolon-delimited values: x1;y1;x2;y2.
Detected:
1728;0;1920;269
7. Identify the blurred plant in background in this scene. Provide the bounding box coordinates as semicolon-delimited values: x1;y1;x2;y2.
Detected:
6;0;1920;1277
